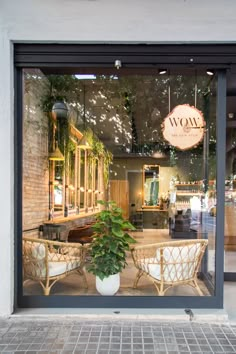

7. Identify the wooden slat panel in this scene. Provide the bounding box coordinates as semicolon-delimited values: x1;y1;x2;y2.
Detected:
110;180;129;220
225;205;236;251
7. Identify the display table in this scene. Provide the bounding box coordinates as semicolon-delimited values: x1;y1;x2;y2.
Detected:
43;213;97;241
136;209;169;229
43;223;66;241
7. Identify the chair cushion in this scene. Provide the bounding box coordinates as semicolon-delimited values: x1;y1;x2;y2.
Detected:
23;240;81;279
24;241;46;260
48;259;81;277
140;243;201;282
24;255;81;279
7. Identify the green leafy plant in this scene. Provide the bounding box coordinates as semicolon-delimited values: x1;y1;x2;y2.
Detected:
87;200;136;280
84;128;113;188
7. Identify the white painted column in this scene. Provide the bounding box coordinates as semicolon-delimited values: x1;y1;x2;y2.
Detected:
0;28;14;316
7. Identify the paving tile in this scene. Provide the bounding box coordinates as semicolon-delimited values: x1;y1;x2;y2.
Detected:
75;343;87;350
221;346;236;352
97;343;109;350
154;343;167;350
210;345;224;352
0;319;236;354
143;337;154;343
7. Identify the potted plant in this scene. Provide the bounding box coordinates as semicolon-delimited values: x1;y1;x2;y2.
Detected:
159;193;170;210
87;200;136;295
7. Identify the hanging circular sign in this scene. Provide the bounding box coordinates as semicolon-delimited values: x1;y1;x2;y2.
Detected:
162;104;206;150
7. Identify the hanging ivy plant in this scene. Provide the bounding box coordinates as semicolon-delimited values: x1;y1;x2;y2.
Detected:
83;128;113;188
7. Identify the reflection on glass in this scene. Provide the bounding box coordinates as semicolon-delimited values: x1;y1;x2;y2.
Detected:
143;165;159;206
80;150;85;209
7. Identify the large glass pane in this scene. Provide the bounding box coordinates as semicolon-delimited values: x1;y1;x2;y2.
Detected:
22;69;217;297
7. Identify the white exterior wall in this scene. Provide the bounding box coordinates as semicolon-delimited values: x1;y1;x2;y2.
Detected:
1;0;236;316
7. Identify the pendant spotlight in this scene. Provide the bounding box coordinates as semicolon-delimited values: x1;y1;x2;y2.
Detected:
114;60;122;70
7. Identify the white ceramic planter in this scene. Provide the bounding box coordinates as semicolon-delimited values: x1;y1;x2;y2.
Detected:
96;273;120;295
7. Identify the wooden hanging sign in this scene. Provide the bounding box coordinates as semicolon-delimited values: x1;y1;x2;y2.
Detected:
162;104;206;150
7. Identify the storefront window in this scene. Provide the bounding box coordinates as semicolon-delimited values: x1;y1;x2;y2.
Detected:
22;69;217;298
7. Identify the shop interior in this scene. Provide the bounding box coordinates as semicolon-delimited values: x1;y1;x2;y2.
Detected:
21;67;236;297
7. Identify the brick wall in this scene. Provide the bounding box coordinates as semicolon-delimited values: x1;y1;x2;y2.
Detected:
23;69;50;238
22;69;99;239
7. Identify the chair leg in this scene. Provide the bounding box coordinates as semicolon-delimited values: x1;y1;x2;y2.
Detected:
133;270;144;288
43;287;51;296
193;279;203;296
42;279;51;296
153;281;164;296
37;280;51;296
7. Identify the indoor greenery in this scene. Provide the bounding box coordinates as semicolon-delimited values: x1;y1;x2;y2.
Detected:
84;128;113;188
87;200;136;280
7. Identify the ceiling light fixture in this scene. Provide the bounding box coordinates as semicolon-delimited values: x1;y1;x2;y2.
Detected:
159;69;167;75
206;70;214;76
114;59;122;69
75;74;96;80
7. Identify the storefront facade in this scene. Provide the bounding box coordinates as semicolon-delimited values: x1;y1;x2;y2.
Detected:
1;0;236;316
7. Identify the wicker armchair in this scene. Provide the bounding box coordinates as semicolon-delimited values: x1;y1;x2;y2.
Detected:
131;239;208;296
23;237;88;295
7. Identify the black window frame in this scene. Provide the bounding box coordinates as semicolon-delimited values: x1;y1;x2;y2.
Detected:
15;43;228;309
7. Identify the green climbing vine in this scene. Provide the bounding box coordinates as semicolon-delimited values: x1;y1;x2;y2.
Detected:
83;128;113;188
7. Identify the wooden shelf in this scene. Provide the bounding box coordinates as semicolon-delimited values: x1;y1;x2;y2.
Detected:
45;211;99;224
176;192;203;196
175;183;201;186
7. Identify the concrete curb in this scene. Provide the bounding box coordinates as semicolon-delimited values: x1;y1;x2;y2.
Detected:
10;308;229;324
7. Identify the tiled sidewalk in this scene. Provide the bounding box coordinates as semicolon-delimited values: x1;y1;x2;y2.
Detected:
0;319;236;354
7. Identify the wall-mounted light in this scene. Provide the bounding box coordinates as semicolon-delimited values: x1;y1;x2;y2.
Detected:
48;142;65;161
228;113;234;119
78;136;92;149
52;101;69;120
